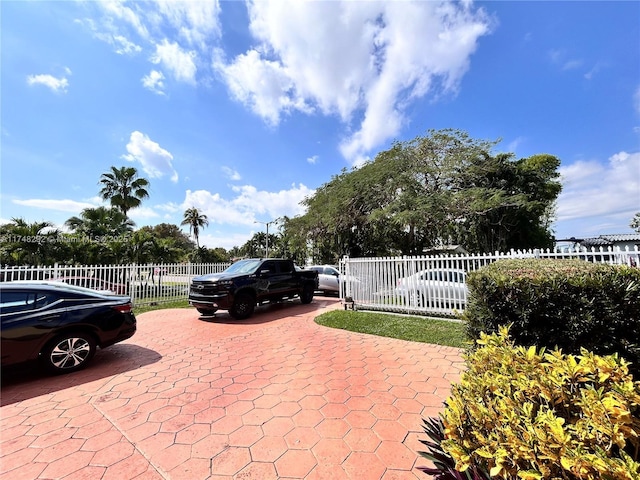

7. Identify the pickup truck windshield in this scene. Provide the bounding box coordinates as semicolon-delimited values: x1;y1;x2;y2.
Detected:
224;259;262;274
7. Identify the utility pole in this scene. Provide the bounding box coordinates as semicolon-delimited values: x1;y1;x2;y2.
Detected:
254;219;277;258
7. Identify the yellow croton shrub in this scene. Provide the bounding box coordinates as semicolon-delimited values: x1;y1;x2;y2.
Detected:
441;327;640;479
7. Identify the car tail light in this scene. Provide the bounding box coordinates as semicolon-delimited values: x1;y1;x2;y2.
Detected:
112;303;133;314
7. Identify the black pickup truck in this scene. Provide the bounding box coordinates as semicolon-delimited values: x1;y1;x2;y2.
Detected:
188;258;319;319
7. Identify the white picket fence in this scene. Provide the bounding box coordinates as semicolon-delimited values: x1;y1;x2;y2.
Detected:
339;246;640;316
0;262;230;306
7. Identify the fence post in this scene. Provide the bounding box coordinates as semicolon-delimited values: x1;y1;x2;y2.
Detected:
129;263;136;306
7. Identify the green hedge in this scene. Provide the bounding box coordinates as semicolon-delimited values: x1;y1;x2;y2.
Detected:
463;259;640;372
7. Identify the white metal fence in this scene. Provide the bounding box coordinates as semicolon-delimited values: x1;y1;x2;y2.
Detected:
2;246;638;312
0;262;230;306
339;246;640;317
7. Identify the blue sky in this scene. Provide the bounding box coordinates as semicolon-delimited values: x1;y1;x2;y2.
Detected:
2;0;639;250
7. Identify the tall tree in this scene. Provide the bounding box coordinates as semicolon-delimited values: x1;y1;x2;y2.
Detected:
451;152;562;252
99;166;150;216
181;207;209;248
145;223;195;252
285;129;561;260
139;223;195;262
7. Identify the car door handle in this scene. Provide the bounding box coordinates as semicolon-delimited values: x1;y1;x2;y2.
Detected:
39;315;61;322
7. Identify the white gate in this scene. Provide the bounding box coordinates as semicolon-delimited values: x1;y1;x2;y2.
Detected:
339;246;639;316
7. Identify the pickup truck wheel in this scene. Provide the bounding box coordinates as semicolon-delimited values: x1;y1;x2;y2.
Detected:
196;307;217;316
230;292;255;320
300;284;314;304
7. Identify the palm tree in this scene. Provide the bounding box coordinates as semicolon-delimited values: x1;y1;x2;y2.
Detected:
99;166;150;216
65;206;135;237
181;207;209;248
126;229;155;264
1;218;59;265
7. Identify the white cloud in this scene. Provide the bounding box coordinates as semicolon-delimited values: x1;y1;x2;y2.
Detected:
111;34;142;55
583;61;606;81
222;166;241;181
182;183;314;227
182;189;252;226
151;39;197;84
13;198;96;212
506;137;526;154
74;18;141;55
87;1;222;85
561;59;583;71
85;1;491;165
307;155;319;165
198;231;255;251
141;70;166;95
127;206;161;222
26;72;70;93
557;151;640;223
155;202;183;214
215;1;493;164
549;48;584;72
216;49;310;126
122;131;179;182
153;0;221;50
231;184;314;219
96;1;150;41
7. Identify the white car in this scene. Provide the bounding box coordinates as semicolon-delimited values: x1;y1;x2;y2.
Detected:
307;265;361;296
307;265;341;294
396;268;468;309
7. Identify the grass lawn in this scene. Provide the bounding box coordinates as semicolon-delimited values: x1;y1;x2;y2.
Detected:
134;299;190;315
134;301;467;349
315;310;467;348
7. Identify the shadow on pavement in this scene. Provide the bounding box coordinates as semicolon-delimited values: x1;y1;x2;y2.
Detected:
197;297;340;325
0;344;162;406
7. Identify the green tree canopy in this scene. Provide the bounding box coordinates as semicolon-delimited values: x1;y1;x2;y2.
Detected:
0;218;61;265
285;129;562;262
145;223;195;252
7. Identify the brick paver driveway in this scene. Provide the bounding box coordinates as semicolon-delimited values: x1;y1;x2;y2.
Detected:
0;297;464;480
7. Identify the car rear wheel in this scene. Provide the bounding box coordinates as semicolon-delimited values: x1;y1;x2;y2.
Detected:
196;307;218;316
230;292;255;320
42;332;96;374
300;284;314;304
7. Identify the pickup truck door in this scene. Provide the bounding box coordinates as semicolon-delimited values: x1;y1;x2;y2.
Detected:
276;261;298;293
256;261;292;296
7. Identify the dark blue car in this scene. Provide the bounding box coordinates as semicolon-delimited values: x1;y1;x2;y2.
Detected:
1;281;136;374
